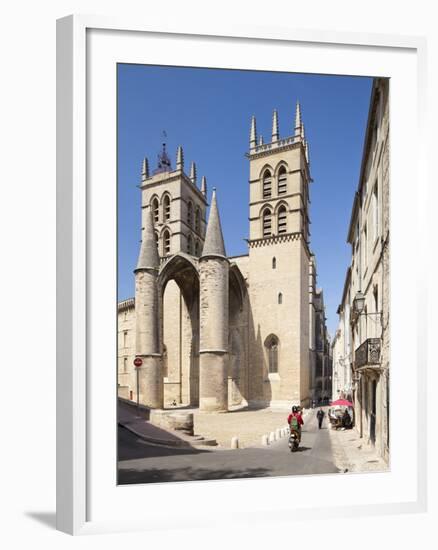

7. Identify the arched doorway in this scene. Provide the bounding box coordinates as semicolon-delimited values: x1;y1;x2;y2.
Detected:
158;254;200;407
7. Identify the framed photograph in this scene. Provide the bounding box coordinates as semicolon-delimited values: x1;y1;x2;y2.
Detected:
57;16;427;535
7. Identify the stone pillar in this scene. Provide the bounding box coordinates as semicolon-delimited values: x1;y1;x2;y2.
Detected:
199;256;229;412
135;269;163;409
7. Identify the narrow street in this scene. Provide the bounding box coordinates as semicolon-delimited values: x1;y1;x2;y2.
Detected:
118;410;338;484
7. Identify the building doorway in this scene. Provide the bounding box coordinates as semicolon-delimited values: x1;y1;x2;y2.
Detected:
370;379;377;445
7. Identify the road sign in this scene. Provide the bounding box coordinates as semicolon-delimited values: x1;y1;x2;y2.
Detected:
133;357;143;367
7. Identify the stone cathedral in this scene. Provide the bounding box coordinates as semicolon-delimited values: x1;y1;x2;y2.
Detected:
117;103;329;412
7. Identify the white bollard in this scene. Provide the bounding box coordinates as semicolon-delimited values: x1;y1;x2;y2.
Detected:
261;434;269;446
276;428;282;439
269;431;276;443
231;436;239;449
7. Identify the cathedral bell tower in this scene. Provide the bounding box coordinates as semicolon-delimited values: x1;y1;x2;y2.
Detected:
247;102;312;408
139;142;208;260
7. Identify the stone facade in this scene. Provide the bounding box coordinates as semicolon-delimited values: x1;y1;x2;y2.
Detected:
118;103;329;411
332;77;390;462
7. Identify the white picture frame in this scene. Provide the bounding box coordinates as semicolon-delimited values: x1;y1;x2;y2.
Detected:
56;15;428;535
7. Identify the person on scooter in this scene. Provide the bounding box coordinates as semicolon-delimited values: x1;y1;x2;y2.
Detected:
287;406;304;442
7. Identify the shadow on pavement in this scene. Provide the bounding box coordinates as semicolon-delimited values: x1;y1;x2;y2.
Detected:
118;426;211;460
118;466;271;485
291;446;312;453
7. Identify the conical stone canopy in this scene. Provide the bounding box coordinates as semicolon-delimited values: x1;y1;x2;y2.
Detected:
136;207;160;270
202;189;226;257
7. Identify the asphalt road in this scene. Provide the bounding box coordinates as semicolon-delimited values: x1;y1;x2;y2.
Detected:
118;410;339;485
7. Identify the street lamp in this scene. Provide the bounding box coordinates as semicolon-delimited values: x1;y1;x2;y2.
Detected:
353;290;382;325
353;290;366;315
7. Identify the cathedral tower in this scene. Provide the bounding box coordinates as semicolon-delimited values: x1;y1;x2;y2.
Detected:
140;143;208;259
247;103;312;407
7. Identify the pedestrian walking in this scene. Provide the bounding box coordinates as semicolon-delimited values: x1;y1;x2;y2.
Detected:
316;408;325;429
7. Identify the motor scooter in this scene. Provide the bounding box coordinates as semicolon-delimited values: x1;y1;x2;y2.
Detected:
288;429;299;452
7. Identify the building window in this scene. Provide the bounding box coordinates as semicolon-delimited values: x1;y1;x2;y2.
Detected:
266;335;279;373
163;194;171;222
152;198;159;224
272;257;276;269
123;331;127;347
163;229;171;255
262;208;272;237
277;166;287;195
277;205;287;234
194;240;199;257
355;220;360;251
187;201;193;227
262;170;272;199
195;207;201;233
362;223;368;267
278;292;283;304
155;232;159;249
123;357;127;372
187;234;193;255
373;183;379;240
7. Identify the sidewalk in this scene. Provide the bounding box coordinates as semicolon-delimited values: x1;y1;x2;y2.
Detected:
328;424;388;473
193;407;310;448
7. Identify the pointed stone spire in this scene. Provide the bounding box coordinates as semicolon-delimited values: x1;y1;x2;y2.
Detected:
141;157;149;181
271;109;279;142
176;146;184;170
136;207;159;271
250;115;257;148
201;175;207;197
259;135;264;146
202;188;226;257
190;161;197;184
294;101;302;136
305;141;310;164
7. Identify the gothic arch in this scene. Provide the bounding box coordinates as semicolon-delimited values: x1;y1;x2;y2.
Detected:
261;206;273;237
264;334;280;374
159;190;172;204
158;253;200;407
229;263;247;311
159;224;172;238
150;195;160;224
161;192;172;222
158;252;199;294
187;200;194;227
274;200;290;214
160;226;172;256
273;160;289;177
257;202;274;218
195;206;201;234
258;163;274;180
261;168;273;199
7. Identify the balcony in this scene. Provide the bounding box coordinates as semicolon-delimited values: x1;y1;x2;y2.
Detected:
354;338;381;369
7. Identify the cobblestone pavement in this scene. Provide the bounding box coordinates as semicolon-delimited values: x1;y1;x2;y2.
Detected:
327;419;388;473
193;407;301;448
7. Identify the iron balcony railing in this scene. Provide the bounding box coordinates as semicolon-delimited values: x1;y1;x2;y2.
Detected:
354;338;381;369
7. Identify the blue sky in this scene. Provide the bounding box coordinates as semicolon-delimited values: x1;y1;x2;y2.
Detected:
118;64;372;336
